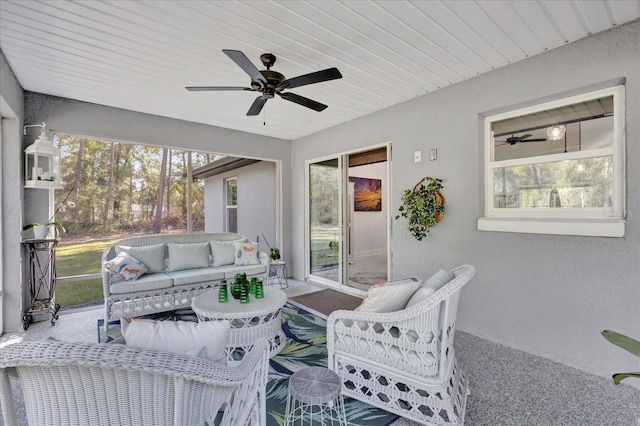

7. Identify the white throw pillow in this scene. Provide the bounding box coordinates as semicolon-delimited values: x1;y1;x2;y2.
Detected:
234;242;260;266
405;269;454;308
104;252;148;281
358;278;421;313
167;242;211;271
115;244;166;273
120;318;230;363
211;241;237;267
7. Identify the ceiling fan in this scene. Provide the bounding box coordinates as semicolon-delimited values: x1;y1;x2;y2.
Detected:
186;49;342;116
495;134;547;146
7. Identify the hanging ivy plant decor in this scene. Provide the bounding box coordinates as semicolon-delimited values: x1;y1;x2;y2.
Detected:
395;177;444;241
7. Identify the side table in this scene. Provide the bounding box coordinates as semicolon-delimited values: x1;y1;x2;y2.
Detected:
22;239;60;330
191;287;287;363
285;366;347;426
268;261;289;289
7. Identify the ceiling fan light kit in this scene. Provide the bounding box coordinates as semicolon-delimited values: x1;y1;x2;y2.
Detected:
546;124;566;141
186;49;342;116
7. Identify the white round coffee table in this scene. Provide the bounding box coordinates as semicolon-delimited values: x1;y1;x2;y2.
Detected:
191;286;287;362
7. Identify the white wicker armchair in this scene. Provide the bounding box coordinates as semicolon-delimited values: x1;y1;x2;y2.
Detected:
327;265;475;425
0;338;270;426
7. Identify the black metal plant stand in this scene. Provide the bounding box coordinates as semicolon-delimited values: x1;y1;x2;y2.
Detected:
22;239;60;330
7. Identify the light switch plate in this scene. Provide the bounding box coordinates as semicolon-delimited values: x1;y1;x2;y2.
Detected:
414;150;422;162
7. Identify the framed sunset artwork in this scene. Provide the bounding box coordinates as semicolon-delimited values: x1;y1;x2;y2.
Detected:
349;177;382;211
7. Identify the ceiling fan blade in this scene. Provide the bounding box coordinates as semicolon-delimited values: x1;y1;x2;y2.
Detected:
279;92;327;111
278;67;342;90
186;86;252;91
247;96;267;116
223;49;267;86
520;138;547;142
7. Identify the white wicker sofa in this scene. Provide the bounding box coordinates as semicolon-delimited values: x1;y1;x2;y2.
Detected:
327;265;476;426
102;232;268;322
0;338;270;426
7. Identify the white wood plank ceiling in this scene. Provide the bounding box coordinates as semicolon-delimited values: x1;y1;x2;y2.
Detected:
1;1;638;140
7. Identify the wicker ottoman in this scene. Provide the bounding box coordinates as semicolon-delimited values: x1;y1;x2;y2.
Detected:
284;366;347;426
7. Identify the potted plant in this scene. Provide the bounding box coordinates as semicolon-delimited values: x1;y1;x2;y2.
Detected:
261;233;281;264
395;176;444;241
269;247;281;264
23;221;65;240
601;330;640;384
23;190;75;240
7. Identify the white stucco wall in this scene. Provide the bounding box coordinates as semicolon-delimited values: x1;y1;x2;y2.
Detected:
0;49;25;333
203;161;277;252
290;21;640;383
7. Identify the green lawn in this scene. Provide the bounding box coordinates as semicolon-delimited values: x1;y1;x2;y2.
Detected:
55;237;119;308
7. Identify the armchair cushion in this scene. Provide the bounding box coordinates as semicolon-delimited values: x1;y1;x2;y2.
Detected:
121;318;230;363
405;269;454;308
358;278;421;313
167;242;211;271
116;243;166;273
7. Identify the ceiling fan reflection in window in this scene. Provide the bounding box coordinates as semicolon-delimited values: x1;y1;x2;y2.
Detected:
495;133;547;146
186;49;342;116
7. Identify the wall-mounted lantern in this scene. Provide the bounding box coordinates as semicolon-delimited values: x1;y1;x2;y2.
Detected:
24;123;62;189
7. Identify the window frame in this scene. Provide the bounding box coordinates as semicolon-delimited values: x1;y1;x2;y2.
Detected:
478;85;625;237
224;176;237;233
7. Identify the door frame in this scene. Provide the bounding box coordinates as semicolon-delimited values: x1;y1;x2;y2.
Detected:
304;142;392;294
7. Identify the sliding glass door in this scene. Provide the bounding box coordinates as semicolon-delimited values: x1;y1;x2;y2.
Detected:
307;157;343;285
306;145;391;291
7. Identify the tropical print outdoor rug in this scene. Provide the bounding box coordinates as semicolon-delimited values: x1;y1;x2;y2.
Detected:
98;302;399;425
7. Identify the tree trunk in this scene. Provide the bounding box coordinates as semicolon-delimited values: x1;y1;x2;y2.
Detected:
102;141;115;225
154;148;168;233
73;138;84;195
166;148;172;215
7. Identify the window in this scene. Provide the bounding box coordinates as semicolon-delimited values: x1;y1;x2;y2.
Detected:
478;85;625;237
225;177;237;233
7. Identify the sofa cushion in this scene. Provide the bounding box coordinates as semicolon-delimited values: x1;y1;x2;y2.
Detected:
120;318;230;363
211;241;237;267
104;252;148;281
109;273;174;295
167;242;211;272
168;267;225;286
359;278;421;313
115;244;166;273
216;264;267;279
234;242;260;266
405;269;454;308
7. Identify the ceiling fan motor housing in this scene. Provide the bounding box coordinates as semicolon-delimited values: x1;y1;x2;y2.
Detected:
260;53;277;69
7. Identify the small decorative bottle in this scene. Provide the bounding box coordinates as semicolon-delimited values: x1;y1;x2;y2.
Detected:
240;282;249;304
218;280;228;303
250;277;257;295
255;279;264;299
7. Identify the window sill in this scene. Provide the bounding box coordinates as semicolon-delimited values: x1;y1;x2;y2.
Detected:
477;217;625;237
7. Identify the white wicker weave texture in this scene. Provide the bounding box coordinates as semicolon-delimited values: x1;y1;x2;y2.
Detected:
327;265;476;426
0;338;270;426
